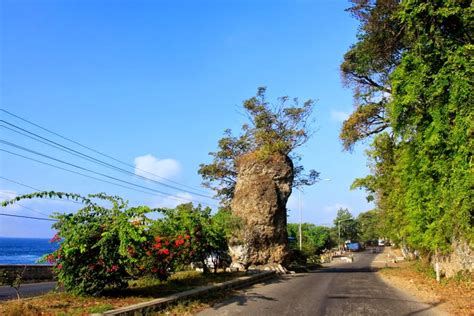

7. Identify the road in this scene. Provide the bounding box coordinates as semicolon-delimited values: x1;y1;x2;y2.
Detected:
0;281;57;301
198;251;445;316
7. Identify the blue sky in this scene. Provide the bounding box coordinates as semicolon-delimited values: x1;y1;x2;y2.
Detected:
0;0;372;238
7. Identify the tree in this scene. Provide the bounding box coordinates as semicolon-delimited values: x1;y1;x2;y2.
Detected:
340;0;404;151
287;223;334;256
199;87;319;205
333;208;359;244
342;0;474;261
357;210;382;244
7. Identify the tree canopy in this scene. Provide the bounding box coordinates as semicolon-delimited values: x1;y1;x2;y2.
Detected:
333;208;360;243
199;87;319;204
343;0;473;255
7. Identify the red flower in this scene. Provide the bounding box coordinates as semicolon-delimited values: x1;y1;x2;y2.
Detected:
154;236;161;243
49;233;61;243
162;249;170;255
46;254;56;264
185;235;190;240
57;263;63;270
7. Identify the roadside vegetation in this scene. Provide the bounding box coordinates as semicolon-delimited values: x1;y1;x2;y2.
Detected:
2;192;240;297
341;0;473;272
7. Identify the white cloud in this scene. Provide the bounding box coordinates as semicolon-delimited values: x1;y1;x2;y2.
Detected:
330;110;350;122
134;154;181;181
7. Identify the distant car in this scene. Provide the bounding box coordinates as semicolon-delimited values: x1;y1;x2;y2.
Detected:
347;242;362;252
378;239;385;247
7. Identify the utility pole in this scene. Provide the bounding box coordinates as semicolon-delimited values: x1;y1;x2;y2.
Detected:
298;179;331;251
338;218;352;251
299;189;302;251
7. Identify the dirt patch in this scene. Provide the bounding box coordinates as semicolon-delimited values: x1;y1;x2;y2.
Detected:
378;260;473;315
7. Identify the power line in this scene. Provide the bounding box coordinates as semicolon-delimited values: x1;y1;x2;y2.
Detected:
0;176;84;205
0;140;216;206
0;120;213;199
0;148;168;198
0;147;217;207
0;194;50;217
0;213;56;222
0;109;211;195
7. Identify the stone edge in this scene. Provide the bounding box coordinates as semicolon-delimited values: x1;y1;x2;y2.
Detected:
93;270;277;316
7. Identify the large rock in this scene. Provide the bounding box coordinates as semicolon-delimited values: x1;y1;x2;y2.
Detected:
229;152;293;267
436;240;474;278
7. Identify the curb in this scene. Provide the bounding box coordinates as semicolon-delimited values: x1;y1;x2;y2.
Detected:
93;270;277;316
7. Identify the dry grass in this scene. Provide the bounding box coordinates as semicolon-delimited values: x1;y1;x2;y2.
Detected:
0;270;244;315
379;260;473;315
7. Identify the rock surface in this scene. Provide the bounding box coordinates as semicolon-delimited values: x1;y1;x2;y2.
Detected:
229;152;293;267
436;240;474;278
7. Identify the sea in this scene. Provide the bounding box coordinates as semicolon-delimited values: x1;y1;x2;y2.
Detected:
0;237;58;264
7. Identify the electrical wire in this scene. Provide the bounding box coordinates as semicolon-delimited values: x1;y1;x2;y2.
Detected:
0;109;211;195
0;147;217;207
0;121;214;199
0;176;84;205
0;213;56;222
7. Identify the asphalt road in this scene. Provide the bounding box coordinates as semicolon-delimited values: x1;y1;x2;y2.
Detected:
0;281;57;301
198;252;445;316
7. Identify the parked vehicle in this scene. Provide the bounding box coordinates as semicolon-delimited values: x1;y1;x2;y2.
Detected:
347;242;362;252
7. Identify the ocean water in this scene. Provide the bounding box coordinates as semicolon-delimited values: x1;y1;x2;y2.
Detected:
0;237;58;264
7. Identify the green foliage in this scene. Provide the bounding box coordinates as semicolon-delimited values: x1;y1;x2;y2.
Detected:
2;192;235;295
287;223;334;256
357;210;382;244
339;0;402;150
39;192;155;295
333;208;360;243
342;0;474;257
199;87;319;204
150;203;232;273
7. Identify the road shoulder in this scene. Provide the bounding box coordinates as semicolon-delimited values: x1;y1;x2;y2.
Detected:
373;248;473;315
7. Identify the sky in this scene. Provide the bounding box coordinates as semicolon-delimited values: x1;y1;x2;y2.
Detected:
0;0;373;238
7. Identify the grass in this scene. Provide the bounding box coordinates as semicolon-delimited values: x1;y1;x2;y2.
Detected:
0;270;245;316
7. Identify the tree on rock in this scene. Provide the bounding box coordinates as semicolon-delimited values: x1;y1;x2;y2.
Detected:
199;87;319;268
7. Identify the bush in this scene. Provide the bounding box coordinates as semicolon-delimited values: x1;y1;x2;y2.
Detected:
4;192;234;296
44;193;154;295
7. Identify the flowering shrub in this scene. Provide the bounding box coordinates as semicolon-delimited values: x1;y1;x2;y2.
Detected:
3;192;234;296
135;234;191;280
35;192;155;295
150;203;230;273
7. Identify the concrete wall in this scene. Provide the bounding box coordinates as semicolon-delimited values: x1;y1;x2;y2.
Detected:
0;265;55;283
